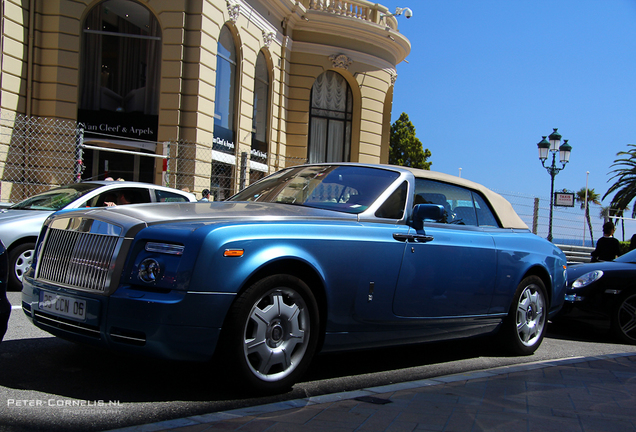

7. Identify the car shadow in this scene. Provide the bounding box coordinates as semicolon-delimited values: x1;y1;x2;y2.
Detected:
0;334;496;402
0;324;629;432
547;317;617;344
0;321;628;410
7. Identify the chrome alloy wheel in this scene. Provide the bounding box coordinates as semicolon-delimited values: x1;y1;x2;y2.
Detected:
243;288;310;382
616;293;636;343
515;284;546;347
14;248;33;281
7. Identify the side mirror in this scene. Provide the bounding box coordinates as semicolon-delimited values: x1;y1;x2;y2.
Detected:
411;204;445;231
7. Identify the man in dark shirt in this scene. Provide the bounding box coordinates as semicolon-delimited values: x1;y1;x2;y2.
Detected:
591;221;621;262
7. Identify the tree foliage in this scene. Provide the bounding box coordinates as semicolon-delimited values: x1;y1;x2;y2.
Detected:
604;144;636;218
389;112;432;169
576;187;601;245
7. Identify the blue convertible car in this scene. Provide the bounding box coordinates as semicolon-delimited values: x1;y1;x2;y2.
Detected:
22;164;567;391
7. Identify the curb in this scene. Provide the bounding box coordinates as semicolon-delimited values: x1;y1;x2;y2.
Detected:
106;352;636;432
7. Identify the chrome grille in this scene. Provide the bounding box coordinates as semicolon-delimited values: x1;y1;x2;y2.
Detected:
37;228;120;292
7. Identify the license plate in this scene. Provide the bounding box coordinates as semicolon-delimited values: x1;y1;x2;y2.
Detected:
39;292;87;321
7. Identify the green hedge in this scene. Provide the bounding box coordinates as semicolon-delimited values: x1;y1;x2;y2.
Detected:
620;241;632;256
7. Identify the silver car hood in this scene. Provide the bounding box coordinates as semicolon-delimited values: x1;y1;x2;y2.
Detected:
72;201;361;226
0;209;53;247
0;208;53;223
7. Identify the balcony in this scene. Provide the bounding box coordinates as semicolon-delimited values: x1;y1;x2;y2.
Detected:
302;0;399;30
292;0;410;66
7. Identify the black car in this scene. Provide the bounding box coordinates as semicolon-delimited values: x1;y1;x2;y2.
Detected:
561;248;636;344
0;240;10;343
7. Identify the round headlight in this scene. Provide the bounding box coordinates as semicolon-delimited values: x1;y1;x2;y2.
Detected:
139;258;161;283
572;270;604;289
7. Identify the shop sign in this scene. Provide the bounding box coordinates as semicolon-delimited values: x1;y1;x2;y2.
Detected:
78;110;158;143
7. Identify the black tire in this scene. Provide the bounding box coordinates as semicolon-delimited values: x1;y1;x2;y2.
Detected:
218;274;320;393
8;242;35;291
498;275;548;355
611;291;636;345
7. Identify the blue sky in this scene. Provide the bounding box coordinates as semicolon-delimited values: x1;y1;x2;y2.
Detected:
381;0;636;205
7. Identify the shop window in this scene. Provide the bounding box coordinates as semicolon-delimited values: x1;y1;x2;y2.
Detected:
78;0;161;183
214;27;237;135
251;51;270;183
308;71;353;163
211;26;238;199
79;0;161;117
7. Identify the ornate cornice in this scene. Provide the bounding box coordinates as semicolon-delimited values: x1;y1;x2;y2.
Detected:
227;0;241;23
329;53;353;70
263;31;276;49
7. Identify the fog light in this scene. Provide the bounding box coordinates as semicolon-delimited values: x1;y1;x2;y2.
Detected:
139;258;161;283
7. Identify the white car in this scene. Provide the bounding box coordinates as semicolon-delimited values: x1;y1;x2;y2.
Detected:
0;181;196;290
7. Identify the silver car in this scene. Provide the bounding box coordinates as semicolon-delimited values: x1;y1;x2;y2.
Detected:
0;181;196;290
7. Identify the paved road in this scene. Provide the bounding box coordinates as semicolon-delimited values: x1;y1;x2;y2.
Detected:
1;292;634;432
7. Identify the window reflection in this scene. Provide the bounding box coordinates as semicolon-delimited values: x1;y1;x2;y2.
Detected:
308;71;353;163
80;0;161;115
413;179;500;227
230;165;399;214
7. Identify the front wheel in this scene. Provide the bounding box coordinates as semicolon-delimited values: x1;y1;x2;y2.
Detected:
611;291;636;344
8;242;35;291
218;274;320;393
499;275;548;355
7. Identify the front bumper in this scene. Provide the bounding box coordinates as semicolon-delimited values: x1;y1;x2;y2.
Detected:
22;280;236;362
559;285;622;319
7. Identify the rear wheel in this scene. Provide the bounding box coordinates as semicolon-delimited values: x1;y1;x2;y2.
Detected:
8;242;35;291
218;274;319;393
499;275;548;355
611;291;636;344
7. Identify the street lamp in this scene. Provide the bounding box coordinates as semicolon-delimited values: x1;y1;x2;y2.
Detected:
537;128;572;242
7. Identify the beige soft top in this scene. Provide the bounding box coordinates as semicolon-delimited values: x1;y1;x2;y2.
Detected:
399;166;528;230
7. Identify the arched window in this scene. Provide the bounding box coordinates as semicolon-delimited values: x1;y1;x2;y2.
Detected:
308;71;353;163
214;27;237;140
211;26;238;200
78;0;161;182
79;0;161;118
251;51;270;183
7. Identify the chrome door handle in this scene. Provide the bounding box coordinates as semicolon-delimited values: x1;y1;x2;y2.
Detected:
393;233;434;243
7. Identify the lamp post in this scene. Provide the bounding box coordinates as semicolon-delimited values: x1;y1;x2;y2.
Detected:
537;128;572;242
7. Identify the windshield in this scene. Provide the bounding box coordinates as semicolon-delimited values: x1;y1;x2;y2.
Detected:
10;183;101;211
229;165;400;214
615;248;636;264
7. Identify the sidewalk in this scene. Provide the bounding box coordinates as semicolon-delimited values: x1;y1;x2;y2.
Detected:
109;353;636;432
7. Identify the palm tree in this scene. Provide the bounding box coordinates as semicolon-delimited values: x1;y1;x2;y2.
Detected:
604;144;636;218
576;187;601;245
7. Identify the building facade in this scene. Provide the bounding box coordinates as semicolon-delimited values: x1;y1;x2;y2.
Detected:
0;0;410;201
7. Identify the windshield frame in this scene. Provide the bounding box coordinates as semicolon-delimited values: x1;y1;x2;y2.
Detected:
229;165;402;215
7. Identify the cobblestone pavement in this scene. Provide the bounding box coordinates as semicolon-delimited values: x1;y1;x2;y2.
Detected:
109;353;636;432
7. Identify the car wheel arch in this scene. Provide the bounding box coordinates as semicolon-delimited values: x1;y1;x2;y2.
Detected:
7;238;38;291
521;266;553;305
226;258;329;351
611;289;636;344
7;236;38;252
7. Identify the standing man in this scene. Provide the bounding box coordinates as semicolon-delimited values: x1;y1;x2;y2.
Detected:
591;221;621;262
199;189;210;202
